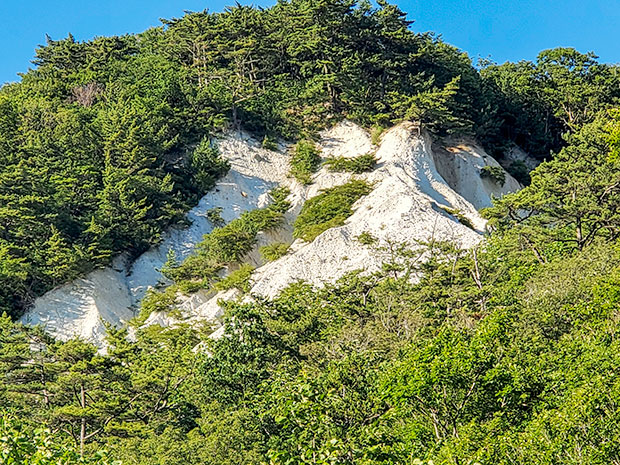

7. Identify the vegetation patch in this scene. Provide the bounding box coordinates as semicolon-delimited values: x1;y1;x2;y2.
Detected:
214;264;254;293
356;231;378;245
439;206;475;230
261;135;279;151
371;125;385;145
164;187;290;286
294;180;373;242
324;153;377;174
506;160;531;185
480;165;506;186
190;139;230;191
206;207;225;227
260;242;291;262
289;140;322;184
134;285;179;327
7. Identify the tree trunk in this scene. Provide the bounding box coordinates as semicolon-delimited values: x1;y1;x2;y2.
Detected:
80;382;86;457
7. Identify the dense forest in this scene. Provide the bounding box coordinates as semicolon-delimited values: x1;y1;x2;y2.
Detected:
3;0;620;463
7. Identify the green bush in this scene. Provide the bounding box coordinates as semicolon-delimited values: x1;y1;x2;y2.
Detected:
480;165;506;186
290;140;322;184
214;264;254;293
260;242;290;262
206;207;225;227
439;206;475;230
191;138;230;191
164;187;291;285
262;135;279;151
371;125;385;145
324;153;377;174
134;285;180;326
356;231;377;245
507;160;531;185
294;180;373;242
162;252;223;286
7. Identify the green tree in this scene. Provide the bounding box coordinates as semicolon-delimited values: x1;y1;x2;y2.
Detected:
486;115;620;252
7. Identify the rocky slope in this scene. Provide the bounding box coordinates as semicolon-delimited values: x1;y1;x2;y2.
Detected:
21;121;520;344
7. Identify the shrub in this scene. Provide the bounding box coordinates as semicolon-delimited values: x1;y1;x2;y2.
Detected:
260;242;290;262
164;188;291;285
191;138;230;191
324;153;377;174
135;285;180;326
480;165;506;186
290;140;321;184
162;252;223;285
198;227;257;264
206;207;225;227
262;135;279;151
215;264;254;293
293;180;373;242
507;160;531;185
439;206;475;230
357;231;377;245
371;125;385;145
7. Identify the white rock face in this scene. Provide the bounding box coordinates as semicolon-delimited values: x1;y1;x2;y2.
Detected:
432;141;521;210
251;122;487;298
20;132;290;343
21;120;522;345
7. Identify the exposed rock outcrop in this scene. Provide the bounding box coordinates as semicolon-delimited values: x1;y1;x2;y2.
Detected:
21;121;521;345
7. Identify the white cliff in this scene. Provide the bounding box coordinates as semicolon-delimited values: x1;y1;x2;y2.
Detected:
22;121;521;344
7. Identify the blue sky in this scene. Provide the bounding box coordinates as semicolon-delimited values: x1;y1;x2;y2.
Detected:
2;0;620;85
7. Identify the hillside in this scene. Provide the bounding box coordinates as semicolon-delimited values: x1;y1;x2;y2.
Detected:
3;0;620;464
20;120;520;344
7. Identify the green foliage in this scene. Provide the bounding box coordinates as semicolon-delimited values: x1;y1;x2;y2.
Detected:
481;48;620;157
206;207;225;227
214;264;254;293
324;153;377;173
439;206;475;230
261;135;279;151
289;140;322;185
391;76;467;133
0;416;116;464
485;116;620;251
506;160;531;185
190;139;230;191
135;285;179;326
156;188;289;288
371;125;385;146
356;231;378;245
479;165;506;186
259;242;290;262
293;180;373;242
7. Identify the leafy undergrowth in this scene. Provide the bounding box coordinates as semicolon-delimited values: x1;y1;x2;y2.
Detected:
260;242;291;262
134;188;290;324
479;164;506;186
439;205;475;230
289;140;322;184
293;180;373;242
214;264;255;293
324;153;377;173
